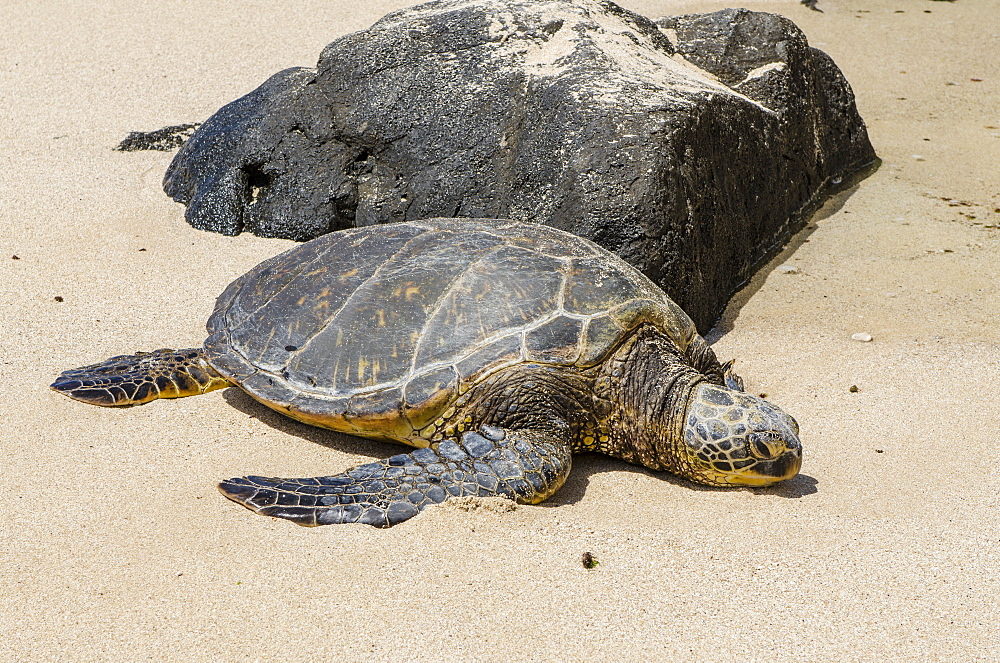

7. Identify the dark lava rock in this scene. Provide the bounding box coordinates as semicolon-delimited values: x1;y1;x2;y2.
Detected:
163;0;876;332
117;124;200;151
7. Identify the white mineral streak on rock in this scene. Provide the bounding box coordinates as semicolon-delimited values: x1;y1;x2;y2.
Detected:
670;52;723;85
743;61;787;83
486;1;774;115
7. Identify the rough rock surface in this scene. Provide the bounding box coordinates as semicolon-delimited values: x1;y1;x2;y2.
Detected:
163;0;876;332
117;124;200;152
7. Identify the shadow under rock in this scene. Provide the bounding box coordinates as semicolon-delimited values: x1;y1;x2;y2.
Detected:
706;183;860;344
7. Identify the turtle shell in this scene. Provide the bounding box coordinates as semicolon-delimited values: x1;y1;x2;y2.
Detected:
204;219;698;444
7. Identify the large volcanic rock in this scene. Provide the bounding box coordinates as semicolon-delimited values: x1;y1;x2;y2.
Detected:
163;0;876;332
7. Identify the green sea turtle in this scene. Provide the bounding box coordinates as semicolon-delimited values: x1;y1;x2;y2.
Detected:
51;218;801;527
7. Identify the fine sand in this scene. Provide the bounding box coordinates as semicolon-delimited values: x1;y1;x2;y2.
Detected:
2;0;997;660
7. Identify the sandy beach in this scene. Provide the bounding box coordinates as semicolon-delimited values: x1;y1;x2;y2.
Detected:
2;0;997;660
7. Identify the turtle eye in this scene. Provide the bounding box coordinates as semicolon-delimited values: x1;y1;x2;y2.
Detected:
748;432;783;459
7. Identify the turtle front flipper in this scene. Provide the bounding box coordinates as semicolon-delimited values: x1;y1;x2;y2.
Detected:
51;348;232;407
218;426;573;527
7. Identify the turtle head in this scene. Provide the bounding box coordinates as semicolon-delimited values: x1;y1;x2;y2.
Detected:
678;382;801;487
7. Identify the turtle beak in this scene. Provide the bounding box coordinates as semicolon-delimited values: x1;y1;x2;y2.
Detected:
747;447;802;485
737;428;802;486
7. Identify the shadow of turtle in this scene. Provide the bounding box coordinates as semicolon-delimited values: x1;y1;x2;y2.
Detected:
543;453;818;506
753;472;819;498
222;387;399;460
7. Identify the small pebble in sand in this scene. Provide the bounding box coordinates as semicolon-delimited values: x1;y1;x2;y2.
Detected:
912;155;926;161
776;265;799;274
54;296;64;302
849;385;859;393
581;552;599;569
851;333;873;342
11;255;19;260
875;449;884;454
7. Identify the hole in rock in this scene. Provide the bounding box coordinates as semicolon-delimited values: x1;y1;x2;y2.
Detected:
244;164;272;204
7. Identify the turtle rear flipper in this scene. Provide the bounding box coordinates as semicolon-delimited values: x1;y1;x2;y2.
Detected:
721;359;745;392
51;348;231;407
219;426;572;527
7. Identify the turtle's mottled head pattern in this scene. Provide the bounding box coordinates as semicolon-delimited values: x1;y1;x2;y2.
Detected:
679;383;801;487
